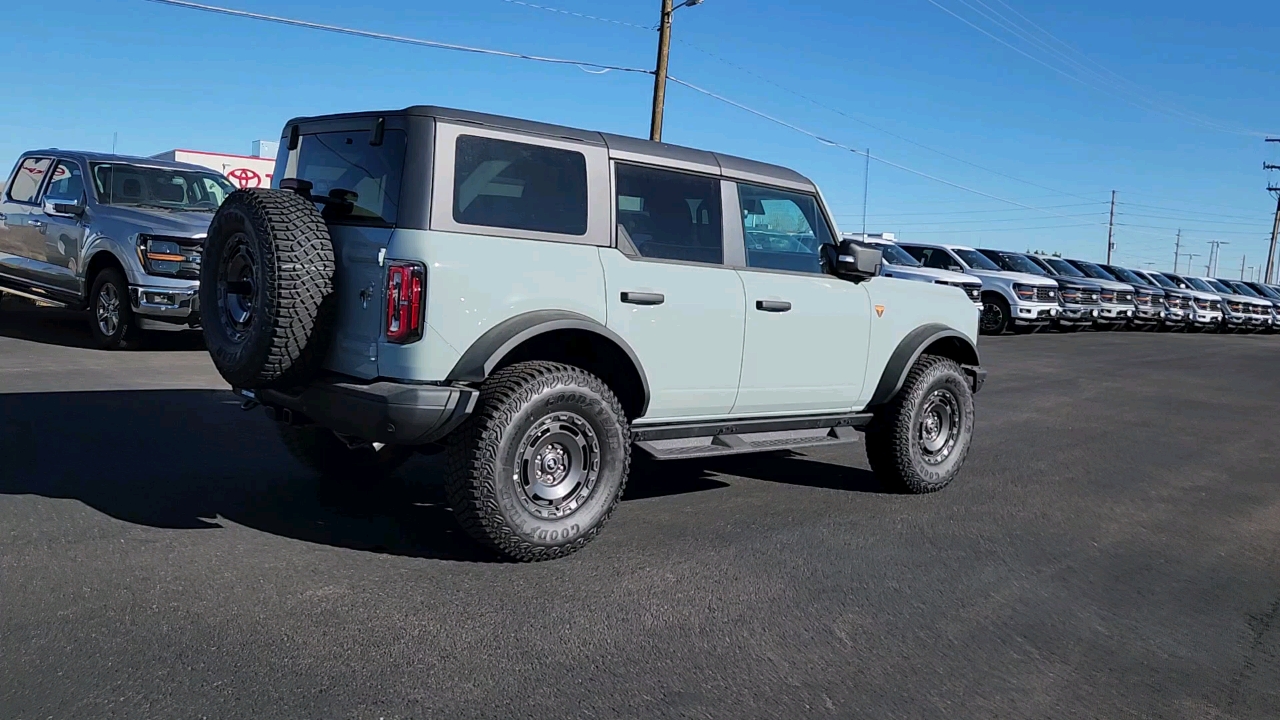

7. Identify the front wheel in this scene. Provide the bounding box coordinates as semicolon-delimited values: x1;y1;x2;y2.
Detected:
87;268;139;350
866;355;975;494
444;361;631;562
980;294;1010;335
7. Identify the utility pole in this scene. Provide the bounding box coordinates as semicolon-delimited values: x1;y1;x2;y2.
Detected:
861;149;870;237
1240;254;1247;281
1185;253;1201;276
1106;190;1116;264
1264;138;1280;283
1173;229;1182;274
649;0;703;142
1206;240;1229;277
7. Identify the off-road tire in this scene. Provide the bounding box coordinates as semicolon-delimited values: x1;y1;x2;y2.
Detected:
866;355;975;494
980;293;1010;335
201;189;335;389
444;361;631;562
276;423;414;481
87;268;139;350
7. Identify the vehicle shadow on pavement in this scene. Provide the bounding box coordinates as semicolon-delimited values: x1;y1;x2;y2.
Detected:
1;389;826;563
0;300;204;351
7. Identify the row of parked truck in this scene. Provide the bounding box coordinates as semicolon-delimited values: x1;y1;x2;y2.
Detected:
846;233;1280;336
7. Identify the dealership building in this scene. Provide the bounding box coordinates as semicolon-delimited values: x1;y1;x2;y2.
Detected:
149;140;279;190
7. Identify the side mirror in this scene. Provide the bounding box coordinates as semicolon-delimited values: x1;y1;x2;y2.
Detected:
43;195;85;218
824;240;881;280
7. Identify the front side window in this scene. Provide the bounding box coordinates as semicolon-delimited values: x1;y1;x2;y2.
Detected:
44;161;85;202
615;164;722;264
909;247;962;271
6;157;52;203
1107;266;1145;285
1148;273;1178;289
91;163;236;212
1185;277;1215;293
1205;278;1233;294
292;129;406;225
1075;261;1117;281
453;135;587;235
739;183;833;274
996;252;1047;276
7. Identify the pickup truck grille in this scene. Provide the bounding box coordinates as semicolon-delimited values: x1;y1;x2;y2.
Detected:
1076;290;1100;305
1034;287;1056;303
1208;300;1222;312
964;285;981;303
1134;292;1154;306
1165;295;1186;309
1115;290;1135;304
1228;301;1244;314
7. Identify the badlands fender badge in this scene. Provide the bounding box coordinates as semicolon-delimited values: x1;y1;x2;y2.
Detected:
875;305;885;317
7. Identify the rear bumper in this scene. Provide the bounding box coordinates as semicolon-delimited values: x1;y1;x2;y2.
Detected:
249;379;478;445
962;365;987;394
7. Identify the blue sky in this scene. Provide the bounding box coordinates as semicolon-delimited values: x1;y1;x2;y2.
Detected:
3;0;1278;274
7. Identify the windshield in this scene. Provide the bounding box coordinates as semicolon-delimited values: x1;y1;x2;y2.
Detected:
1148;272;1178;289
1185;277;1216;293
873;242;922;267
1107;266;1146;285
1044;258;1086;278
1075;261;1117;281
1249;283;1280;300
1204;278;1234;294
1228;282;1260;298
91;163;235;212
954;248;1001;271
995;252;1047;276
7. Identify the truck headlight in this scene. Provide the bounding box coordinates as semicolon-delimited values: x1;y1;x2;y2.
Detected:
137;234;199;278
1013;284;1036;301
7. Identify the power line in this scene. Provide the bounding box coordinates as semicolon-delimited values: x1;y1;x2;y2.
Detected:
840;212;1105;225
852;202;1104;217
896;222;1103;233
1115;212;1274;228
143;0;655;74
499;0;655;32
1118;202;1274;222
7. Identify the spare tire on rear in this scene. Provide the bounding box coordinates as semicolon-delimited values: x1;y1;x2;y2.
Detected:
200;189;336;389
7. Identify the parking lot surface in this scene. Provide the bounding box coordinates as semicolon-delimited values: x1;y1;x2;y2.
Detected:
2;304;1278;719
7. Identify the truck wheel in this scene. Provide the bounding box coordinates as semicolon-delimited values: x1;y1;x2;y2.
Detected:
87;268;139;350
979;294;1010;335
866;355;975;494
444;361;631;562
276;423;414;480
201;189;336;389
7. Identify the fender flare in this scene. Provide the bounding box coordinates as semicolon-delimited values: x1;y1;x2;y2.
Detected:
866;323;981;407
445;309;651;416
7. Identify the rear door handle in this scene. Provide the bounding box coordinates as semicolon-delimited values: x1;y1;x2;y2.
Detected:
621;291;664;306
756;299;792;312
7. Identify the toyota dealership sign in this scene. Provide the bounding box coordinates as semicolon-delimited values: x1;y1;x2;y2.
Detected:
149;146;277;189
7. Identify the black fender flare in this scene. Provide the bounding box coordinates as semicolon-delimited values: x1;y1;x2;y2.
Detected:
866;324;982;407
445;309;651;416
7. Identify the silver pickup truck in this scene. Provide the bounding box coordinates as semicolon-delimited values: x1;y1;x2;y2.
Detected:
0;150;235;348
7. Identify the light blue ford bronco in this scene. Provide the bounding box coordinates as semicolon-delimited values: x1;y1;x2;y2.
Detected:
201;106;986;561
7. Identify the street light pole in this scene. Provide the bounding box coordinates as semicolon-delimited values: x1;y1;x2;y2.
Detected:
649;0;702;142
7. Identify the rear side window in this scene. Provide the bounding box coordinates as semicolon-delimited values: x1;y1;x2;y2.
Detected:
6;157;52;203
616;164;722;264
453;135;587;236
293;130;406;226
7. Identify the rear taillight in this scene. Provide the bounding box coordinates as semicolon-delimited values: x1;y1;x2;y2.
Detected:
386;262;425;344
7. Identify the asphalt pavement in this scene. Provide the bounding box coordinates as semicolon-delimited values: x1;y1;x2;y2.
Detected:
2;301;1278;719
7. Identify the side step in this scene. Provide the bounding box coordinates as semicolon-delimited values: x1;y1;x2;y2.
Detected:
635;425;864;461
0;283;71;308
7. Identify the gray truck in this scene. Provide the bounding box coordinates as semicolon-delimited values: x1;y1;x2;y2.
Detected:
201;105;986;562
0;150;234;347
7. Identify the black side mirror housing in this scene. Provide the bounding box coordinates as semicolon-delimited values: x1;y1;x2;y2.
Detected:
824;240;881;281
43;196;85;218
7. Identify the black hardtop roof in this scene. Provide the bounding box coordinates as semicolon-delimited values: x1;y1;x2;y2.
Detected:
283;105;817;192
19;149;217;174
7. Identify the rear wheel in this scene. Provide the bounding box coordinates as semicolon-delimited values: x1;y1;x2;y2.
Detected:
276;423;414;481
87;268;138;350
444;361;630;562
980;294;1010;335
866;355;975;494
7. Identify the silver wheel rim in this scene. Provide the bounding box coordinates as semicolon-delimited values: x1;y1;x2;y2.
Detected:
95;283;120;337
918;389;961;465
514;412;600;520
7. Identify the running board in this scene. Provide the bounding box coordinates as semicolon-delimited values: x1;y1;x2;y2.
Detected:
636;425;862;460
0;282;70;308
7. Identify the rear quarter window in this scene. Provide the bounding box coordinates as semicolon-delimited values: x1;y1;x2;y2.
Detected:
452;135;588;236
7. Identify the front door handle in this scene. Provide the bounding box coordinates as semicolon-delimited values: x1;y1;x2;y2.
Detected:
621;291;664;306
756;299;792;312
27;219;45;228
